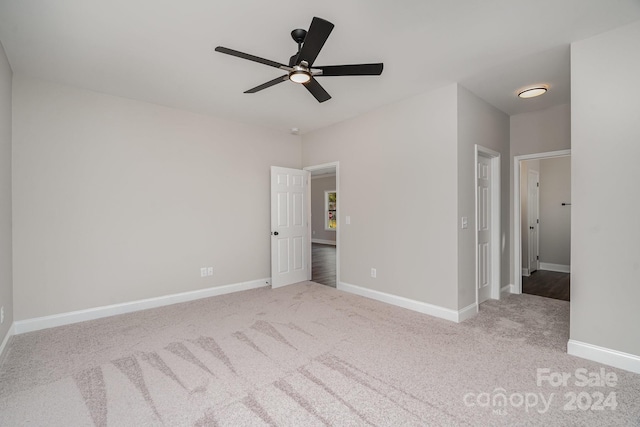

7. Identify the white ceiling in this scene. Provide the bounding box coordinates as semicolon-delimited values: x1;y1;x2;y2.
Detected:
1;1;639;134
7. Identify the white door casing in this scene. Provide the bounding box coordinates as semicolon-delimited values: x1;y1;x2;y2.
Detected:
512;150;571;294
528;170;540;274
477;154;492;303
271;166;310;288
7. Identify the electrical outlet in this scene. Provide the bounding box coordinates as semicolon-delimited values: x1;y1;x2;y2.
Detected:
371;268;377;278
201;267;214;277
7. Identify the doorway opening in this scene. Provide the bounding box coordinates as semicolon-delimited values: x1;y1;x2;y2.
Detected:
513;150;571;300
304;162;339;288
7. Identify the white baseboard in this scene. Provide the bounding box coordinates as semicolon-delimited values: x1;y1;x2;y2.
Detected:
458;303;479;322
14;278;271;335
521;268;530;277
539;262;570;273
501;284;516;295
337;281;473;323
0;323;15;363
568;339;640;374
311;238;336;245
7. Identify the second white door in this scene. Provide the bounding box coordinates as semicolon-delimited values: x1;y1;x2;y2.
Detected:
528;170;540;274
477;154;492;303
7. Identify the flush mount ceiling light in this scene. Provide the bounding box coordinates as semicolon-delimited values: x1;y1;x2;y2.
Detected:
518;86;548;99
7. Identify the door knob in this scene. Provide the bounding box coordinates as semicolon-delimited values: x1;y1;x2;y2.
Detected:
273;231;279;236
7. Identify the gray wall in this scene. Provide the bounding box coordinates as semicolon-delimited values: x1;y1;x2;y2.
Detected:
539;156;571;266
510;104;571;156
303;84;459;310
311;175;336;243
303;84;509;312
12;75;302;320
0;41;12;344
571;20;640;357
457;86;510;308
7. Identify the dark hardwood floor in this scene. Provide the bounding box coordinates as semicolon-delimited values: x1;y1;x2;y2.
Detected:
312;243;336;288
522;270;570;301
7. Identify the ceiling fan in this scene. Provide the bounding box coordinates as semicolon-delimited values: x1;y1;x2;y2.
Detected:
215;17;383;103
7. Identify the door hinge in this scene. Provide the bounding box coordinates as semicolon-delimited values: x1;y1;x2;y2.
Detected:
537;182;539;187
537;219;539;223
537;255;539;260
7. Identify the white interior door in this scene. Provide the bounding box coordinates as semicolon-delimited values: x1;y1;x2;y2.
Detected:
528;170;540;274
271;166;310;288
477;154;492;303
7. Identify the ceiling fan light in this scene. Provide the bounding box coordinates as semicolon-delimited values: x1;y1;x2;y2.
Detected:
289;70;311;84
518;86;548;99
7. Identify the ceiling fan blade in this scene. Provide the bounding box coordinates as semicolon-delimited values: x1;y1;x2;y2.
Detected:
303;77;331;103
244;75;289;93
296;17;334;66
315;63;384;76
215;46;287;69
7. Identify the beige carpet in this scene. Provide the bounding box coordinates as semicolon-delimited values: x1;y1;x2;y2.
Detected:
1;282;639;426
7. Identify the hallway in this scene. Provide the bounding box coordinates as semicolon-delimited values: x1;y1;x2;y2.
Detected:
311;243;336;288
522;270;570;301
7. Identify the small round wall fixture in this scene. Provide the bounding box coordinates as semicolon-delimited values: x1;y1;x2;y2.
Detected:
518;86;548;99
